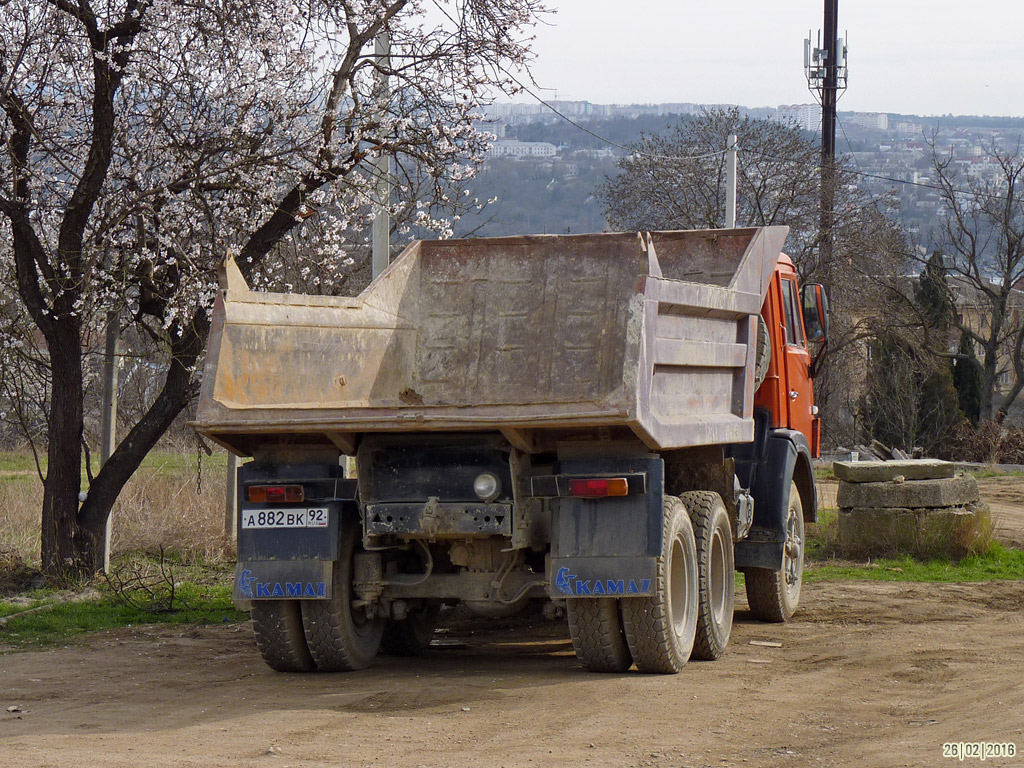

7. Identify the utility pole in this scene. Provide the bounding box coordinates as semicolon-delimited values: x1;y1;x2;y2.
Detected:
99;310;119;573
820;0;839;266
725;134;738;229
805;3;847;268
372;29;391;280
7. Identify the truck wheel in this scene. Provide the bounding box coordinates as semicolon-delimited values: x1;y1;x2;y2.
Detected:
680;491;734;661
251;600;316;672
301;522;385;671
621;495;698;673
381;603;441;656
746;481;804;622
566;598;633;672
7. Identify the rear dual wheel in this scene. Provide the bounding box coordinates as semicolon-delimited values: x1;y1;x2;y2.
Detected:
620;495;699;674
301;522;386;671
566;496;699;674
680;491;735;661
250;521;385;672
251;600;316;672
567;597;632;672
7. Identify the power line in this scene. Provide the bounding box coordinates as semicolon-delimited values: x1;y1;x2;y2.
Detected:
426;0;1000;203
744;144;1007;203
493;70;726;163
425;0;723;163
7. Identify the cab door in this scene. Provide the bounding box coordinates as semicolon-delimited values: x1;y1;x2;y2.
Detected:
779;275;814;444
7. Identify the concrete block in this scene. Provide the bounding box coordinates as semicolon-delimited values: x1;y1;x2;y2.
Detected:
838;502;990;559
836;475;978;510
833;459;954;484
838;507;916;556
916;503;991;559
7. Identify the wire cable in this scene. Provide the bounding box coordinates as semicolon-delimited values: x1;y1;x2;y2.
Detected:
744;144;1008;203
426;0;725;163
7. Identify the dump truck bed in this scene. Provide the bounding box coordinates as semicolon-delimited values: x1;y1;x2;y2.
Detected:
195;227;788;455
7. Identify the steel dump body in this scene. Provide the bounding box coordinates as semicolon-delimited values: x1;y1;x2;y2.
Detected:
195;227;788;454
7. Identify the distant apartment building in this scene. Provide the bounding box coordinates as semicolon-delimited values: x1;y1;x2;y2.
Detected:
848;112;890;131
488;140;557;158
897;121;922;136
775;104;819;132
483;101;730;124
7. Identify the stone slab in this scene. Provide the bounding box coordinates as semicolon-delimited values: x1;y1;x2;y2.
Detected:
833;459;954;483
838;502;990;559
837;474;978;510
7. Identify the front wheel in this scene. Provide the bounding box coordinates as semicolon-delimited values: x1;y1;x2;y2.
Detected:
620;495;699;673
745;481;804;622
301;521;385;671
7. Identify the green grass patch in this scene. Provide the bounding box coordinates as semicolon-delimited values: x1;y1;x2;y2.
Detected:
813;466;836;481
964;467;1024;480
0;452;40;474
806;508;839;561
0;448;229;484
0;581;245;650
805;542;1024;583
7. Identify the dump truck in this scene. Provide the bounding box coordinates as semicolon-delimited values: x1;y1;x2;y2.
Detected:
195;226;829;674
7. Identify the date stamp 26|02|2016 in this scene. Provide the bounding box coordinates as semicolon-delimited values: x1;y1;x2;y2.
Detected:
943;742;1017;761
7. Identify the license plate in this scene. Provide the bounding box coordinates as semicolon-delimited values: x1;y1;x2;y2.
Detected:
240;508;330;529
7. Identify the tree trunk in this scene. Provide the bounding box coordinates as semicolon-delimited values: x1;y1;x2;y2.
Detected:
40;323;89;577
979;346;999;423
76;320;209;561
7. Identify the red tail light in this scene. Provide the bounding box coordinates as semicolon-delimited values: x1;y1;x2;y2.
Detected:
568;478;629;498
247;485;305;503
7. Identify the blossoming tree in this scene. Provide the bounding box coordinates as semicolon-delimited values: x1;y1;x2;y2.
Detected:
0;0;546;576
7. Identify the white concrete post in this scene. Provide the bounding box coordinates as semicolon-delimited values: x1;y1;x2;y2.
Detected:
725;133;738;229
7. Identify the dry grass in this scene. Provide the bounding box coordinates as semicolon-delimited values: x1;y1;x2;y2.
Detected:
0;451;234;568
0;477;42;566
112;465;234;565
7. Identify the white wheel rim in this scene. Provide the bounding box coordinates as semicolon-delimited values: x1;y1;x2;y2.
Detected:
669;534;691;639
784;504;803;599
710;525;727;624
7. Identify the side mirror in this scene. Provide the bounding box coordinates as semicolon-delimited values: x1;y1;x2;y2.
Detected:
801;283;829;344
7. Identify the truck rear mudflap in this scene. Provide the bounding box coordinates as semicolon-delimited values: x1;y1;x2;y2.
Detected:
544;456;665;599
234;559;333;603
233;462;355;607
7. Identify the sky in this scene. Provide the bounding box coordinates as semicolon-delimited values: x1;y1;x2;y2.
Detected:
510;1;1024;117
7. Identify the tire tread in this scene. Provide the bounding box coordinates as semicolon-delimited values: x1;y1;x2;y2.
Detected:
680;491;735;661
567;598;632;672
621;495;698;674
251;600;316;673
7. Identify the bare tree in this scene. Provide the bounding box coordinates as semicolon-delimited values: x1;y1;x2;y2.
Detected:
927;140;1024;421
599;108;911;446
0;0;548;577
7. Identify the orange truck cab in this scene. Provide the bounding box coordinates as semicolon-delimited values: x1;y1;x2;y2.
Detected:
729;254;829;588
755;254;825;455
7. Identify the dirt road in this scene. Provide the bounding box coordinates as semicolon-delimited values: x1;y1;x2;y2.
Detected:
2;578;1023;768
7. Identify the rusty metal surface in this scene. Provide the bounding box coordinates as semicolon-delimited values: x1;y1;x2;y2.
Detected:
195;227;787;454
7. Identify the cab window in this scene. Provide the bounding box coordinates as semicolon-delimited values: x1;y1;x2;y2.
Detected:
780;278;805;347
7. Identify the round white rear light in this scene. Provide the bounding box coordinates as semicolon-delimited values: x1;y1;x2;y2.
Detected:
473;472;500;501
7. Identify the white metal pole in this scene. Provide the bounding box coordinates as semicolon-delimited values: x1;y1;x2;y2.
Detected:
725;133;738;229
100;310;119;573
371;29;391;280
225;453;238;541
